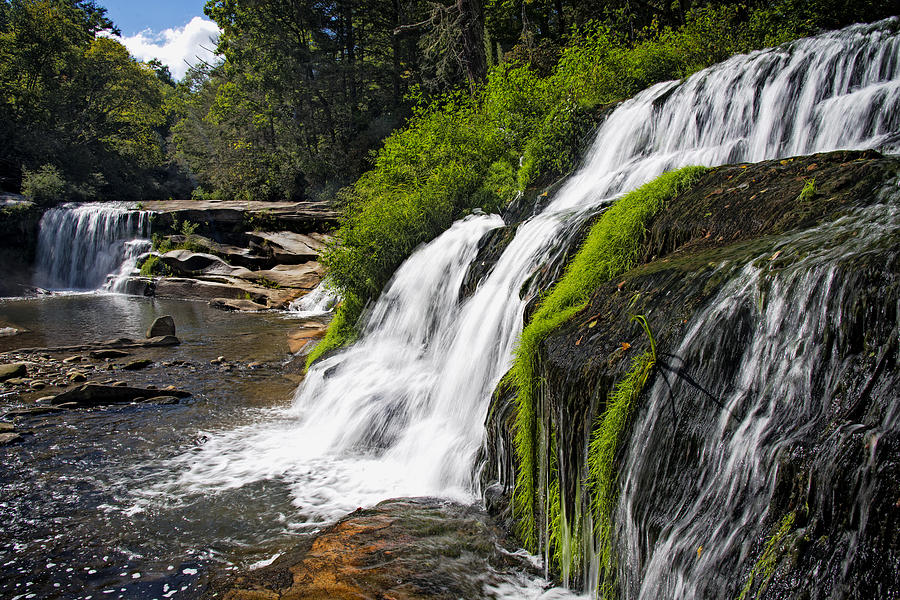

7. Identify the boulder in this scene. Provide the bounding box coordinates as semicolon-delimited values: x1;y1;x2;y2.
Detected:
0;363;27;381
146;315;176;338
159;250;252;278
164;235;272;269
114;276;155;297
247;231;327;264
50;384;191;408
241;262;324;290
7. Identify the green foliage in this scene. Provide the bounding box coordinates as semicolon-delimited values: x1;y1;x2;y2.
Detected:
138;254;171;277
21;164;66;205
798;178;817;203
0;0;178;199
245;209;278;231
151;232;174;253
509;166;707;551
313;3;826;365
305;296;363;369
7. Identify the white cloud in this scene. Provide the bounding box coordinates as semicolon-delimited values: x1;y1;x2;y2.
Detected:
112;16;221;80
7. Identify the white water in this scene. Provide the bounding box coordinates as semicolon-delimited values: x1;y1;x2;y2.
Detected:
617;200;900;599
34;203;151;291
287;280;341;317
143;17;900;591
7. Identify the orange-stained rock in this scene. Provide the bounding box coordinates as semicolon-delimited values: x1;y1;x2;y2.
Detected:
216;498;538;600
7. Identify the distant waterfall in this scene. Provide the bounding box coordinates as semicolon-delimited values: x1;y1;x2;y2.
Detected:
149;16;900;589
34;203;151;291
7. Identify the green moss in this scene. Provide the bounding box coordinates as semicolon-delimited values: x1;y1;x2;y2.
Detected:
511;166;707;551
737;512;797;600
586;346;656;597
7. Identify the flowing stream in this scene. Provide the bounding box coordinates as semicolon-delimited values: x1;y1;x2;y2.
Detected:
615;198;900;599
34;202;151;291
8;17;894;600
156;18;899;510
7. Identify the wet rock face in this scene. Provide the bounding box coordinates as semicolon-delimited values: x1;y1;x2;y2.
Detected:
481;150;900;596
217;498;538;600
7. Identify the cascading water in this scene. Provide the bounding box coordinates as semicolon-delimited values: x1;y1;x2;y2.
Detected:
143;17;899;595
34;202;152;291
287;280;341;317
616;199;899;599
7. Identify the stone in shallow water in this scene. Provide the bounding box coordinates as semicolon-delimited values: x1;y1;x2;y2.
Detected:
0;362;27;382
89;349;130;359
122;359;153;371
146;315;176;338
216;497;539;600
50;384;191;408
0;432;21;445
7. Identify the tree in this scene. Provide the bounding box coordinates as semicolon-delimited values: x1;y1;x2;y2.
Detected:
0;0;173;199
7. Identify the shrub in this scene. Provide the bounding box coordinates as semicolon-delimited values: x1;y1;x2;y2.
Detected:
21;165;66;206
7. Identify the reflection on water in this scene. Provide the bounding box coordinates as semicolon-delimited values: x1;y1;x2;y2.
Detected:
0;295;305;599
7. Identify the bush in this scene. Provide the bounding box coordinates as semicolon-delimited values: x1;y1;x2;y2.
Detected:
21;165;66;206
311;5;819;366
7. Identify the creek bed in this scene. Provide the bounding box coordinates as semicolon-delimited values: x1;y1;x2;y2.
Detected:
0;294;309;599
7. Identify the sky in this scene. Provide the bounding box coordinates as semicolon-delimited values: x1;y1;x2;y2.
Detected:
100;1;222;80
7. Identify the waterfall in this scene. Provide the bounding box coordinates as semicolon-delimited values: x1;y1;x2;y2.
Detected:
148;17;899;589
616;200;899;599
34;202;152;291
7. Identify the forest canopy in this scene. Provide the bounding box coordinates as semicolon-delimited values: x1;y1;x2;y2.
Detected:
2;0;892;205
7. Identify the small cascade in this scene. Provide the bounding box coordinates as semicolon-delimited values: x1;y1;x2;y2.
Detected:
288;280;341;317
34;202;152;291
142;18;900;595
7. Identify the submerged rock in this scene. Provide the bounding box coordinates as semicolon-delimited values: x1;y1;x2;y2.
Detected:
50;384;191;408
122;359;153;371
216;498;538;600
89;349;130;359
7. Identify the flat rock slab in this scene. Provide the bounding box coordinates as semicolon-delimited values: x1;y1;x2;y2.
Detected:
248;231;327;264
210;298;269;312
5;336;179;355
216;498;536;600
155;278;267;303
242;263;324;290
141;200;338;233
50;384;191;408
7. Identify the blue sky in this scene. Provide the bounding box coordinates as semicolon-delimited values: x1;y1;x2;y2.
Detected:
99;1;221;80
